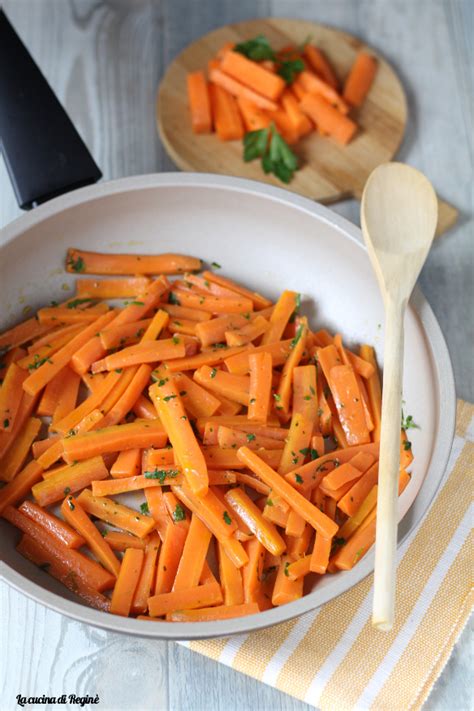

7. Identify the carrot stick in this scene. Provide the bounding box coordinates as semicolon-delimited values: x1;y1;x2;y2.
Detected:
287;522;313;560
225;487;286;556
6;506;115;591
200;271;272;311
194;366;250;407
36;306;109;327
278;413;313;475
333;513;376;570
164;345;247;373
38;409;103;470
343;52;377;107
168;602;258;622
22;311;116;396
19;326;84;370
275;318;308;419
91;338;186;373
0;460;44;515
110;448;141;479
154;518;189;594
272;555;304;605
32;436;59;459
237;447;338;539
285;442;379;491
210;68;278;112
66;249;202;276
32;456;108;507
300;93;357;145
76;276;150;299
196;414;280;436
296;70;349;114
328;364;370;445
132;394;158;420
103;530;146;551
246;351;271;424
216;426;283;451
360;344;382;442
77;489;156;538
173;514;212;591
99;319;152;349
221;50;285;101
16;534;111;612
281;90;313;137
0;363;28;431
172;484;248;568
225;339;293;375
241;537;265;603
61;420;167;463
91;469;183;497
148;581;223;618
303;45;339;90
208;83;244;141
0;317;53;351
170;286;253;315
172;372;221;418
110;548;144;616
15;500;84;548
261;291;298;345
310;533;332;574
130;532;161;615
187;70;212;133
61;495;121;577
149;377;208;496
224;315;269;347
99;364;152;428
0;417;41;482
338;462;379;516
159;302;212;323
236;96;271;131
337;484;378;541
203;445;282;470
0;346;26;384
286;554;311;580
217;540;244;605
323;450;374;491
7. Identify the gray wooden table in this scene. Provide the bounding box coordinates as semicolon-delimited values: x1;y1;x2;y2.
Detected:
1;1;472;709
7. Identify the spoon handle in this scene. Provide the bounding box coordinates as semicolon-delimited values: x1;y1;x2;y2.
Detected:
372;298;405;631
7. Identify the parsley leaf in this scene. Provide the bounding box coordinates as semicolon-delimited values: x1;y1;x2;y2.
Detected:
242;123;299;183
295;474;303;484
401;411;420;431
277;57;305;84
140;502;150;515
168;292;181;305
223;511;232;525
234;35;275;61
210;367;218;379
211;262;221;270
67;255;85;273
246;433;256;442
173;504;186;522
144;468;179;482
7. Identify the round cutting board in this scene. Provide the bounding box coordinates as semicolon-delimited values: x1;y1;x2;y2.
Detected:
157;18;457;235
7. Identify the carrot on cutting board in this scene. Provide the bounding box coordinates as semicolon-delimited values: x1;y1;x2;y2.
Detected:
209;68;278;112
209;83;244;141
300;93;357;145
303;45;339;90
237;97;271;132
220;50;286;101
343;52;377;107
187;70;212;134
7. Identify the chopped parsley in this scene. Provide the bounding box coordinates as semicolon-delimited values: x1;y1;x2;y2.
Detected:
333;537;346;548
3;418;9;429
163;395;177;402
63;487;71;495
278;57;305;84
210;367;217;379
179;390;187;397
223;511;232;525
403;439;412;451
172;335;180;345
211;262;221;270
246;433;256;442
67;255;85;273
27;354;53;371
67;497;75;510
173;504;186;522
284;561;291;577
140;502;150;515
266;498;274;507
67;297;95;309
401;411;420;431
295;474;303;484
235;34;275;61
115;368;123;373
144;468;179;482
168;292;181;305
290;323;304;349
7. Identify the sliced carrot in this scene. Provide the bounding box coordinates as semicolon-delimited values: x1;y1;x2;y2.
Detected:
237;96;271;131
110;448;141;479
61;495;121;576
172;372;221;418
66;249;201;276
164;345;247;373
225;487;286;556
225;339;293;375
296;70;349;114
338;462;379;516
281;90;313;137
16;534;111;612
99;364;152;428
300;93;357;145
208;83;244;141
158;302;212;323
194;366;249;407
155;518;189;594
6;506;115;591
343;52;377;107
261;291;298;345
38;409;104;470
310;533;332;574
286;554;311;581
91;338;185;373
76;276;150;299
247;351;271;424
91;469;183;497
61;420;167;463
217;540;244;605
110;548;144;616
0;363;28;431
272;555;304;605
130;532;161;615
0;417;41;483
77;489;156;538
333;513;376;570
337;484;378;541
36;305;109;327
187;70;212;134
303;45;339;90
360;344;382;442
0;316;53;351
32;456;108;507
22;311;116;396
274;317;308;419
200;271;272;311
221;51;285;101
13;500;85;548
0;460;44;515
103;530;146;551
286;522;313;560
278;413;313;474
149;377;208;496
242;536;265;603
237;446;338;539
99;318;152;349
225;315;269;346
284;442;379;491
170;286;252;315
173;514;212;591
210;68;278;112
203;445;282;470
216;426;283;451
148;581;223;618
19;325;84;370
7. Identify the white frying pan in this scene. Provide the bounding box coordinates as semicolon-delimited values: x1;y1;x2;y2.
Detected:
0;13;455;640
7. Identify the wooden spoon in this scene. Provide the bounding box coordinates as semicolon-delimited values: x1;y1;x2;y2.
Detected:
361;162;438;631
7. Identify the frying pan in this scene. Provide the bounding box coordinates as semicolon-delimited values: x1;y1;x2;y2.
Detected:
0;11;456;639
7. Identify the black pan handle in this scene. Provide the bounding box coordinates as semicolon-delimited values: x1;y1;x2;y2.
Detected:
0;9;102;210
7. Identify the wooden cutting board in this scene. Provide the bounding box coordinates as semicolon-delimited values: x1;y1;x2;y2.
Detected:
157;18;457;236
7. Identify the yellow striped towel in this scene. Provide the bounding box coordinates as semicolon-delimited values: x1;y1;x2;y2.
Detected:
179;400;473;710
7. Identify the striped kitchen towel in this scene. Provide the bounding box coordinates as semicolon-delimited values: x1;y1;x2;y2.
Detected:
180;400;473;710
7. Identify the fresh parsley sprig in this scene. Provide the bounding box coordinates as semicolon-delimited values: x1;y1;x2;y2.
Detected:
235;35;275;61
243;123;298;184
